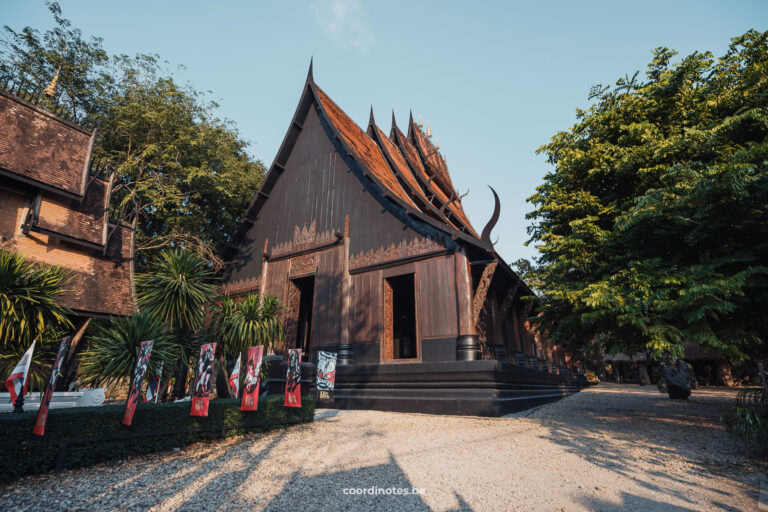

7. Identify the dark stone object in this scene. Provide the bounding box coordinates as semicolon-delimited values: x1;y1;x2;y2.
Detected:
662;364;693;400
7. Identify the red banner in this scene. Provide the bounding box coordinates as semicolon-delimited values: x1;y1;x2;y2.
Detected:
122;340;153;426
284;348;302;408
33;336;71;436
190;343;216;417
241;346;264;411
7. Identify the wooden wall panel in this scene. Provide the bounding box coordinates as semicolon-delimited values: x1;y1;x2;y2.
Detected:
310;246;343;347
416;254;458;339
349;270;382;343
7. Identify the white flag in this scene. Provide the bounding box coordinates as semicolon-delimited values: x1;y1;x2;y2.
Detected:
5;339;36;402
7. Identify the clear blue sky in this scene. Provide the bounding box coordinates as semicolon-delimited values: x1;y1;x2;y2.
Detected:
4;1;766;263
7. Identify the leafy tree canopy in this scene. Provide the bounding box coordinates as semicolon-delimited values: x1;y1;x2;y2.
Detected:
0;2;265;270
526;30;768;362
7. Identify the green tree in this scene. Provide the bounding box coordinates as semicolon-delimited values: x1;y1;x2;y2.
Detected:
135;249;219;398
526;30;768;362
0;3;266;269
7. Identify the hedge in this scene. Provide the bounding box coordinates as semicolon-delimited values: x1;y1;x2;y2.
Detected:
0;396;315;483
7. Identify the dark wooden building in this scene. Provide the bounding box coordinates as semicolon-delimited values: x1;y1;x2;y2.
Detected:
224;64;585;415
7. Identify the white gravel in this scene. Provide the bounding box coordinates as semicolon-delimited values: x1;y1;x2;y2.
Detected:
0;383;763;511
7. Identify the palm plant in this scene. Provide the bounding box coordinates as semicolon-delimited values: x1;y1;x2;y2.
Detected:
78;309;177;389
134;248;218;398
0;250;72;393
212;294;284;397
0;250;72;351
214;294;283;358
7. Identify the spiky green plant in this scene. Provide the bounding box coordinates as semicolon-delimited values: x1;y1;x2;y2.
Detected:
78;310;177;388
135;249;219;333
0;250;72;351
134;249;218;397
722;388;768;443
214;294;284;360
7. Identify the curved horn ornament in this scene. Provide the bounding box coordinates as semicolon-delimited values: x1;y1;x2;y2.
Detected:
481;185;500;245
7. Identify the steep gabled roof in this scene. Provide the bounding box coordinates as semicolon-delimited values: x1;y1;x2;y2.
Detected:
225;62;495;264
314;86;417;210
390;122;479;237
367;118;456;228
0;88;95;200
406;114;479;238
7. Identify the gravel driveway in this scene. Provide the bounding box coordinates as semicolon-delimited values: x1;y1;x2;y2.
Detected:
1;383;763;511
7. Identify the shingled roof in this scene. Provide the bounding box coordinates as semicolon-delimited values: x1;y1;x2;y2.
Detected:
227;62;496;263
0;88;95;199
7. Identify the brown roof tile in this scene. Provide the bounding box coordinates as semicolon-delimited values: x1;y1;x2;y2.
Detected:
391;125;477;236
35;177;111;246
0;91;92;197
314;87;418;210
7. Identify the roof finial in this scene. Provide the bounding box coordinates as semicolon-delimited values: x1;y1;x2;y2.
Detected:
391;110;397;129
426;123;432;138
435;137;439;150
419;116;423;128
306;57;314;84
369;105;375;125
44;65;61;97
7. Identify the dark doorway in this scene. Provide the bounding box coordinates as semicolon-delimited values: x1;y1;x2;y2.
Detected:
384;274;416;360
292;275;315;357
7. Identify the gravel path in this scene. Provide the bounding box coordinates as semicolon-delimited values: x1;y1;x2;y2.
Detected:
1;383;763;511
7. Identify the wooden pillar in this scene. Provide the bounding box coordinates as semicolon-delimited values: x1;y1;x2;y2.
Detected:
454;249;480;360
338;216;353;365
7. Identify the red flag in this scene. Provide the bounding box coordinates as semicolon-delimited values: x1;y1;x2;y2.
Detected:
241;346;264;411
190;343;216;417
284;348;301;408
122;340;153;426
5;339;36;404
33;336;70;436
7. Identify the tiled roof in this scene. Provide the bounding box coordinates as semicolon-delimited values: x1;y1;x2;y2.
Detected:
408;119;479;237
314;86;418;210
391;125;477;236
369;124;433;209
35;176;111;246
0;90;93;198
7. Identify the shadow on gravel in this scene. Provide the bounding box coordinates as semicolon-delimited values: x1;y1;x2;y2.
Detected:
579;490;739;512
536;384;758;509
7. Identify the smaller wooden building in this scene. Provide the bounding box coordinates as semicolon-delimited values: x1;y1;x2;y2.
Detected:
224;64;586;415
0;84;135;336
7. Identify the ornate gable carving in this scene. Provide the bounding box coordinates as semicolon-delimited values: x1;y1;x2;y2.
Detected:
222;276;260;297
349;235;445;270
271;220;336;257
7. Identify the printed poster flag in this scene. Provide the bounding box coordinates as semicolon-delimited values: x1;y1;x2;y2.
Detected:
241;346;264;411
5;338;37;404
191;343;216;417
122;340;153;426
284;348;302;408
229;354;241;398
316;351;337;402
33;336;71;436
145;360;164;403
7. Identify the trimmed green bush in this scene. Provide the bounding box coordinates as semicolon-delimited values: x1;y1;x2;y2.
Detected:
0;396;315;482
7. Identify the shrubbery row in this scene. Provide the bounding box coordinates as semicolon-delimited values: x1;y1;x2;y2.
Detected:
0;396;315;482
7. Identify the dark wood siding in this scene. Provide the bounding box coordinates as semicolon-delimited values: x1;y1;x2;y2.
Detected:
416;254;458;339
